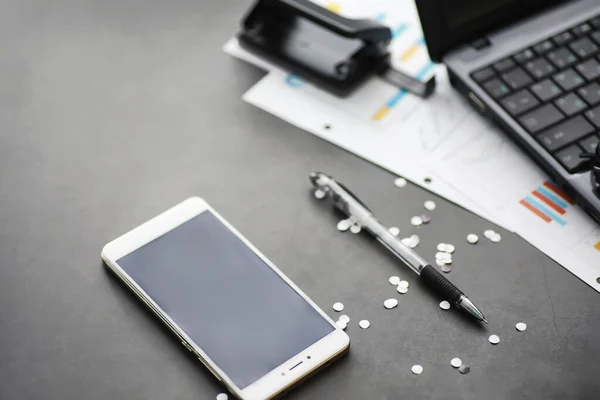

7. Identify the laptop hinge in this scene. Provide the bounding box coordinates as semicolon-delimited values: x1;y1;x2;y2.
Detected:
471;37;491;50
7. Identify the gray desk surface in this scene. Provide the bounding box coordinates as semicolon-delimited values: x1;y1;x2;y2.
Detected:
1;1;600;399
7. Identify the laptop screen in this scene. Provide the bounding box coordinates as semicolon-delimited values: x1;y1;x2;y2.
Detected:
446;0;519;29
416;0;568;62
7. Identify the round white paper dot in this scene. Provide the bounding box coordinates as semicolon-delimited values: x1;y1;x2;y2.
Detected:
467;234;479;244
410;234;420;248
394;177;407;188
424;200;436;211
484;230;495;239
384;298;399;309
336;320;347;330
411;216;423;226
388;227;400;236
450;358;462;368
359;320;370;329
337;219;352;232
398;280;409;289
411;365;423;375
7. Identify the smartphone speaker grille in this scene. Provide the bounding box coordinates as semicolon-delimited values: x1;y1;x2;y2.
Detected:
289;361;304;371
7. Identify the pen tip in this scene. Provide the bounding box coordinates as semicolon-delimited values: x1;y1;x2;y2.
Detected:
483;318;489;324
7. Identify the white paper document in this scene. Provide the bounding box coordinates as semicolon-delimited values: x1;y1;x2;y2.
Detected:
225;0;600;291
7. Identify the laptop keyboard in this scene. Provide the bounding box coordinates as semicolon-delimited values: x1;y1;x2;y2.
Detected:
472;16;600;173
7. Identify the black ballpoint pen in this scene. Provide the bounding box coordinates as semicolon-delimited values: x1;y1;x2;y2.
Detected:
309;172;488;324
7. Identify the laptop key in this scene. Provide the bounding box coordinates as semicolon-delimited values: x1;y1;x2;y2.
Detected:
572;23;592;37
569;37;599;58
552;31;574;46
579;134;600;153
534;40;554;55
500;89;540;116
591;31;600;46
519;104;564;134
494;58;516;72
547;47;578;69
483;78;511;99
525;58;556;79
553;69;585;91
578;82;600;106
472;67;495;83
536;116;595;152
514;48;536;64
591;17;600;29
555;145;586;173
501;67;533;90
530;79;563;101
585;105;600;128
575;58;600;81
555;93;588;116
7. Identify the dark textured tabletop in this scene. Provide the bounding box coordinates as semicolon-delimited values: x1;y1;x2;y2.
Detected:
2;1;600;399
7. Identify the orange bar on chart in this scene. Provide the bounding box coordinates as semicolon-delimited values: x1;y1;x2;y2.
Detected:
373;106;390;121
520;199;552;222
532;190;566;215
399;44;420;62
543;181;575;204
595;241;600;251
372;106;391;121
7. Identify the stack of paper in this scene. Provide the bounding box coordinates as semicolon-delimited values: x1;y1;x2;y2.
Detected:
225;0;600;292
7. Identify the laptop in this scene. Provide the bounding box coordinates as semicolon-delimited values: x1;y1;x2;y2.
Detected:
415;0;600;223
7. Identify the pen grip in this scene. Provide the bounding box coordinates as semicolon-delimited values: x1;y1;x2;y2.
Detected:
420;265;463;303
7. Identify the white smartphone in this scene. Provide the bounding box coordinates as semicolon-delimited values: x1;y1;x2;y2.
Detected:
101;197;349;400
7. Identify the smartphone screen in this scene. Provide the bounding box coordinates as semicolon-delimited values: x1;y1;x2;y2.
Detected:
116;210;335;389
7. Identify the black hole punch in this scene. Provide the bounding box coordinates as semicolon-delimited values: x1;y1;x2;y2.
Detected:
237;0;396;97
324;124;332;130
424;177;432;184
596;277;600;284
335;61;356;79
